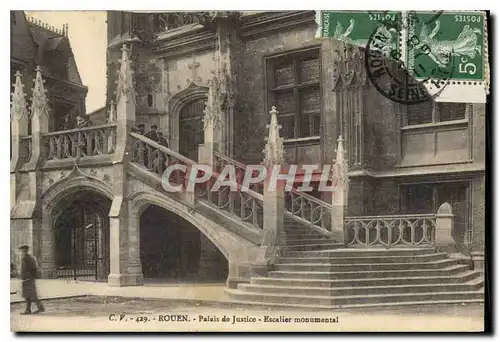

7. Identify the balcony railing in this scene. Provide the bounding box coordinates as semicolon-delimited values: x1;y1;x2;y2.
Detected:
285;190;332;233
45;124;117;161
344;214;436;248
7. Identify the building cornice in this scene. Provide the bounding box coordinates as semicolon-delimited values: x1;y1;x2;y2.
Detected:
150;11;316;59
240;11;316;40
348;163;485;179
153;25;216;59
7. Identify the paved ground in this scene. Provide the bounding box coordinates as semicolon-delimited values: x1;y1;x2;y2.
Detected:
10;279;229;304
11;295;484;332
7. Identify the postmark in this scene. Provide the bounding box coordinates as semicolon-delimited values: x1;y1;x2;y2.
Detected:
317;10;489;103
364;11;455;105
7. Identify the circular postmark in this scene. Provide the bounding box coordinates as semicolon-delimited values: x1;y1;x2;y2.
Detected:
364;12;455;105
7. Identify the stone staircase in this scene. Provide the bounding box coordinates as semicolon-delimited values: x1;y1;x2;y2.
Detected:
226;217;484;309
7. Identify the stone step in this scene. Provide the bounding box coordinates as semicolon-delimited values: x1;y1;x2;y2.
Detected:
284;234;330;240
267;264;470;280
273;259;457;272
239;277;484;297
225;295;483;310
283;247;436;258
279;252;448;264
251;270;481;287
282;243;345;252
285;239;338;246
226;288;484;306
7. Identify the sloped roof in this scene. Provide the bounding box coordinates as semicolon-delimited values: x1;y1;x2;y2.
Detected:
11;11;84;86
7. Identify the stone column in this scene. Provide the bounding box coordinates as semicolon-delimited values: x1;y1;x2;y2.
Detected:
26;66;50;169
198;84;218;166
331;136;347;243
253;106;285;276
108;44;143;286
10;71;29;173
39;207;56;278
435;202;456;254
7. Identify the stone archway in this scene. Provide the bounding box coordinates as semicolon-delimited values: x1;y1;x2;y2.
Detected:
40;174;114;279
166;81;209;153
139;204;228;283
51;190;112;280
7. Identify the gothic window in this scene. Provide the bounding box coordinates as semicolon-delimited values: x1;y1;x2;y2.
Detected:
267;48;321;139
403;102;466;126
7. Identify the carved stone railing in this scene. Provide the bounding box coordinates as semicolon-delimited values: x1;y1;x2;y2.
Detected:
213;151;264;194
130;132;264;231
195;181;264;230
45;124;117;161
213;151;334;234
285;190;332;233
151;12;207;32
130;132;193;182
344;214;436;248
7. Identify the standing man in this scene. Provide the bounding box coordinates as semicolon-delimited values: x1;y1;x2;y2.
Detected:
18;245;45;315
145;124;159;142
157;132;169;147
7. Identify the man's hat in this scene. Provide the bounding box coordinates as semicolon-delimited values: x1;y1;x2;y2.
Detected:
138;123;145;127
151;124;158;129
17;244;29;251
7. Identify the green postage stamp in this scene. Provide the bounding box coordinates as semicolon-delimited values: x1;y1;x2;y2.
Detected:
316;10;488;86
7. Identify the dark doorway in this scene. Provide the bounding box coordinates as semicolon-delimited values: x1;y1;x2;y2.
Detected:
53;190;111;280
400;181;470;246
179;99;205;161
140;205;228;283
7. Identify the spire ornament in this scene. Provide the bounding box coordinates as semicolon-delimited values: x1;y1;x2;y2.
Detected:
333;135;349;190
31;66;50;128
11;71;29;124
262;106;284;167
116;44;135;104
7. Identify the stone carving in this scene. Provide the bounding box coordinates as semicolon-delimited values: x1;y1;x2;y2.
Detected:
332;43;367;91
11;71;29;123
262;106;284;167
103;174;111;184
107;100;117;124
31;66;50;123
187;54;202;84
115;44;135;104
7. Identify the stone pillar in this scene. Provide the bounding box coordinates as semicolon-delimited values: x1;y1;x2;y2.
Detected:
114;44;136;161
198;84;218;166
26;66;50;169
10;71;29;173
331;136;347;243
435;202;456;254
39;207;56;278
108;44;143;286
252;106;285;276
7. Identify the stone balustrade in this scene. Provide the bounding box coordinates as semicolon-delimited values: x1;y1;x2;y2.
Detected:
344;203;454;249
45;124;117;161
285;190;332;234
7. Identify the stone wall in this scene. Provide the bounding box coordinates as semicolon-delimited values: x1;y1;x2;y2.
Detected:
235;23;319;163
